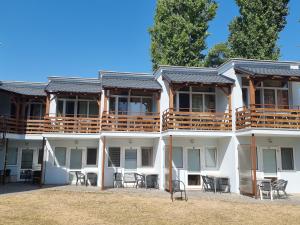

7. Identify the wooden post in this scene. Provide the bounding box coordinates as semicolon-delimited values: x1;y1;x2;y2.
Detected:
45;94;50;116
156;92;161;113
228;86;232;112
169;85;174;109
103;91;108;113
40;137;46;187
168;135;173;193
101;136;106;190
249;78;255;107
251;134;257;198
2;138;8;185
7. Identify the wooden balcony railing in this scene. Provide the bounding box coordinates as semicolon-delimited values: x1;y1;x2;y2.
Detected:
236;104;300;130
43;116;101;133
162;108;232;131
101;111;160;132
0;115;101;134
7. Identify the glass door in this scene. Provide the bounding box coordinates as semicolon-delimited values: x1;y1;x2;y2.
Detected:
263;148;277;177
19;149;34;180
125;149;137;170
187;148;201;186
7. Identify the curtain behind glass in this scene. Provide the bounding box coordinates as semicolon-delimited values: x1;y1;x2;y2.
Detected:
281;148;294;170
192;94;203;112
70;149;82;170
77;101;88;117
55;147;66;166
125;149;137;169
188;149;200;171
205;147;217;168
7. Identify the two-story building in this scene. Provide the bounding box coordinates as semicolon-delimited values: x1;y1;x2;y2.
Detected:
1;59;300;195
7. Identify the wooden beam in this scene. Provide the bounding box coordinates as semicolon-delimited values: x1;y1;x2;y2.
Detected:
251;134;257;198
40;137;46;187
101;136;106;190
249;78;256;107
168;135;173;193
156;92;160;113
103;91;108;112
97;95;101;117
45;94;50;116
169;85;174;109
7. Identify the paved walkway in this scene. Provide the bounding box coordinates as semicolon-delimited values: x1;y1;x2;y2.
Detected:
1;183;300;205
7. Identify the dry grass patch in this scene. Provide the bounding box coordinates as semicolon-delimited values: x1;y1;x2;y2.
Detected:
0;189;300;225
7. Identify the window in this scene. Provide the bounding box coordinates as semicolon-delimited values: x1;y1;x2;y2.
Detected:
281;148;294;170
57;98;98;117
188;149;200;171
205;147;217;168
173;147;183;168
21;149;33;169
242;88;249;106
108;147;120;167
7;147;18;165
38;149;43;165
54;147;66;167
141;147;153;167
57;100;64;116
86;148;97;165
125;149;137;169
70;149;82;170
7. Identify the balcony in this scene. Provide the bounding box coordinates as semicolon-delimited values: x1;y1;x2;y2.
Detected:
236;104;300;130
101;111;160;132
162;108;232;131
0;115;101;134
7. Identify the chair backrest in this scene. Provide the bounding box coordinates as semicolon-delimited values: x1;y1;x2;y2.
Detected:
260;181;272;191
75;171;84;178
114;172;123;181
124;173;136;182
134;173;144;181
275;179;288;191
172;180;185;192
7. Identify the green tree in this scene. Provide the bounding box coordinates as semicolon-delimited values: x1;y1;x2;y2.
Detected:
204;43;231;67
149;0;218;70
228;0;289;60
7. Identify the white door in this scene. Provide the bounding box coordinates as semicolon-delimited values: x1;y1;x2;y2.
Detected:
187;148;201;187
124;149;137;170
262;148;278;177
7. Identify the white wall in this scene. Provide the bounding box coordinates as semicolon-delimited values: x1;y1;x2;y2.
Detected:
103;137;160;187
237;136;300;193
44;138;99;185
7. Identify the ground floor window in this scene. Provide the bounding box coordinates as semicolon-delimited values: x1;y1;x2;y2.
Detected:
125;149;137;169
188;175;201;186
108;147;120;167
173;147;183;168
54;147;66;167
141;147;153;167
7;147;18;165
86;148;97;166
205;147;217;168
70;149;83;170
281;147;294;170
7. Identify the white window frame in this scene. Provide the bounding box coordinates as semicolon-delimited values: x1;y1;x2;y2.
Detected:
108;94;153;115
204;146;218;169
56;96;98;117
140;146;154;168
175;87;216;112
279;147;295;172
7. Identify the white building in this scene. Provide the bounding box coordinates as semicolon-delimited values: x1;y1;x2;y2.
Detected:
1;59;300;195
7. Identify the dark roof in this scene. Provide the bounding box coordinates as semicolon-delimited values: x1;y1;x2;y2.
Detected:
0;81;47;96
234;62;300;77
101;71;162;90
46;77;101;94
160;67;234;84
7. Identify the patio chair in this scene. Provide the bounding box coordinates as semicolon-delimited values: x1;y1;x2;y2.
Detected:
113;172;123;188
75;171;86;186
0;169;11;183
123;173;136;188
272;179;288;198
258;180;273;200
135;173;145;188
170;180;187;202
202;176;215;192
32;170;42;184
23;170;32;183
86;173;97;186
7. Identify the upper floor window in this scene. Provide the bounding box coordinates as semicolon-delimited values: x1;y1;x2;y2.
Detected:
57;97;98;117
109;96;153;115
25;102;44;119
175;86;216;112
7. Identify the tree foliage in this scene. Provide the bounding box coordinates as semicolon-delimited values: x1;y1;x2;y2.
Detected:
149;0;218;70
204;43;231;67
228;0;289;60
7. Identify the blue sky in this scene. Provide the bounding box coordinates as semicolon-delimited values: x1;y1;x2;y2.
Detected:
0;0;299;82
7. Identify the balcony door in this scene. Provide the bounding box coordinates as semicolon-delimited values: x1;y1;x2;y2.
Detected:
262;148;278;177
